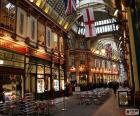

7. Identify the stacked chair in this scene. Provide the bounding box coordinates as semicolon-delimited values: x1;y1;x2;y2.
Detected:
76;88;111;105
17;93;36;115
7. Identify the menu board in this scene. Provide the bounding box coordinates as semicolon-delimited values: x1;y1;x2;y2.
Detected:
118;91;128;106
75;87;80;92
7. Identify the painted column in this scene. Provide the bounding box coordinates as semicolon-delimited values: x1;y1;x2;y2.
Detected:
126;7;139;91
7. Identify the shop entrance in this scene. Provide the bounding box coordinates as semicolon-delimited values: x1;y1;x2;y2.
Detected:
0;66;24;102
0;74;24;102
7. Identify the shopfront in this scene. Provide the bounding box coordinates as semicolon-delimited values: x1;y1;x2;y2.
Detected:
0;49;25;101
25;57;50;99
25;57;65;99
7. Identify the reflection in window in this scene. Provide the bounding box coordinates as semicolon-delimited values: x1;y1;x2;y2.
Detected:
54;80;59;91
1;1;16;32
37;65;44;74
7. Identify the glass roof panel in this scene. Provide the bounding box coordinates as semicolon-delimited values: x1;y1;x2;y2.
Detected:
29;0;115;30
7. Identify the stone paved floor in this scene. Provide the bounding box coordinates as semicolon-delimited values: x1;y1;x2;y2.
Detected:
50;93;134;116
0;90;138;116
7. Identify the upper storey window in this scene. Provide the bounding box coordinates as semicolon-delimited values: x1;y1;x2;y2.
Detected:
0;0;16;32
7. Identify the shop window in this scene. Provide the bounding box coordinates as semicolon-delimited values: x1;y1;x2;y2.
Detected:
37;74;45;93
0;50;24;68
60;69;64;90
52;68;59;91
0;74;23;101
29;64;36;73
37;78;45;93
37;65;44;74
45;66;50;74
54;79;59;91
60;70;64;78
0;1;16;32
71;73;76;81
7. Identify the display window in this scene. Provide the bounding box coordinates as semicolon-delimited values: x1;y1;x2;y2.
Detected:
37;78;45;93
60;69;64;90
37;74;44;93
45;66;50;74
0;74;23;102
54;80;59;91
37;65;44;74
52;67;59;91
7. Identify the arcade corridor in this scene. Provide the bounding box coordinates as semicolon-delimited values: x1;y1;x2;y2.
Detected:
0;0;140;115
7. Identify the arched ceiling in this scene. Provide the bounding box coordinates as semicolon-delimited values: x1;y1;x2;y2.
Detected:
29;0;116;30
28;0;119;60
90;37;120;60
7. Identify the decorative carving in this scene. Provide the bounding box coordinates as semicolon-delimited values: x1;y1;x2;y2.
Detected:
25;37;30;44
0;29;4;37
11;33;17;40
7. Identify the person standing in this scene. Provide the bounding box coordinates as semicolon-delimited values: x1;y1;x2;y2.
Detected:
16;80;22;97
0;84;5;103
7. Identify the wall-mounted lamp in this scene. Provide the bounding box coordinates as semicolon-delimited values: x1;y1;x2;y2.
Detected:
95;50;99;54
0;60;4;65
29;0;34;2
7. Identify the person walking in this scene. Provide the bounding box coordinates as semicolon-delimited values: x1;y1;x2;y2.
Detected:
112;82;119;97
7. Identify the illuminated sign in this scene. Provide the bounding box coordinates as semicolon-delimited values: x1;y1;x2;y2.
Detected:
0;38;28;54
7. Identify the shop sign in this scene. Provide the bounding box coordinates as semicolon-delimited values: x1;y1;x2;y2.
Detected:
0;39;28;54
118;91;128;106
125;109;139;115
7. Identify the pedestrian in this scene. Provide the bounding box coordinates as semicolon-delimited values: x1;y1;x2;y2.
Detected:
0;84;5;103
16;80;22;97
112;82;119;97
